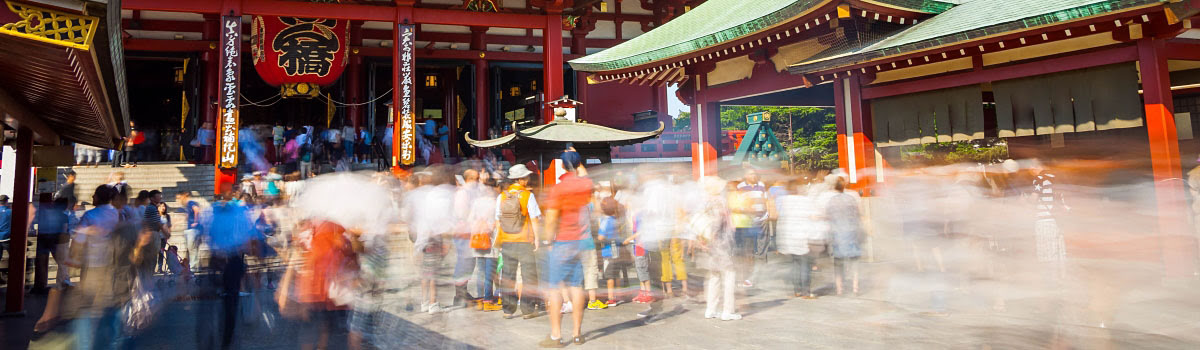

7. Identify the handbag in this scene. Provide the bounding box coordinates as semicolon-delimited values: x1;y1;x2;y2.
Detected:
121;276;162;334
469;231;492;250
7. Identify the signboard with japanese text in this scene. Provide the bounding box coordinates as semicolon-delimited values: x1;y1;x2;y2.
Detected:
397;24;416;166
218;16;241;169
250;16;349;86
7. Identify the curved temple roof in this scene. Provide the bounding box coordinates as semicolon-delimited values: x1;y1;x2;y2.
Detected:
788;0;1166;75
569;0;958;73
465;120;665;148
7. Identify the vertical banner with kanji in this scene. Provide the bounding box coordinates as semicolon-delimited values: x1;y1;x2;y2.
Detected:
218;16;242;169
396;24;416;166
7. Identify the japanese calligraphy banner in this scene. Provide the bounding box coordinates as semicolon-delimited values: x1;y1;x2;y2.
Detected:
218;16;241;169
251;16;349;86
396;24;416;166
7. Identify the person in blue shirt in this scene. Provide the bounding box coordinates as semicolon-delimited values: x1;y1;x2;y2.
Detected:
0;195;11;284
178;191;204;270
201;192;260;349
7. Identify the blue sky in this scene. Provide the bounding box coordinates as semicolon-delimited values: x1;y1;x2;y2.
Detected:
666;85;688;119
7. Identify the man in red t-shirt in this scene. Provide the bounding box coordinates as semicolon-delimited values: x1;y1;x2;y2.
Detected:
539;149;594;347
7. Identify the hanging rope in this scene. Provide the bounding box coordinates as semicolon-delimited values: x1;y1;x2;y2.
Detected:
318;88;394;107
240;92;284;107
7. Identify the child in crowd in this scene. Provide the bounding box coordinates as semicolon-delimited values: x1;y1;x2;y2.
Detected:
598;197;628;306
625;214;654;304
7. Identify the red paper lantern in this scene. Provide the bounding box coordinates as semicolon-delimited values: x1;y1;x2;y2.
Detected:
251;16;349;87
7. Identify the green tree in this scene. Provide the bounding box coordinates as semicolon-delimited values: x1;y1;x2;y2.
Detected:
674;111;690;132
716;105;838;173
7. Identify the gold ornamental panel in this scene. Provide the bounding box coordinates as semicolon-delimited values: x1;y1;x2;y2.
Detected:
0;1;99;50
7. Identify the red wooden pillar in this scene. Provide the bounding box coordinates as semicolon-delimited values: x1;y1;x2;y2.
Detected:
347;21;364;131
200;15;218;164
654;85;670;128
3;126;33;315
838;77;875;190
689;66;718;178
443;69;458;157
834;78;850;173
833;76;875;189
1139;38;1194;276
571;29;588;122
542;11;564;123
471;27;489;140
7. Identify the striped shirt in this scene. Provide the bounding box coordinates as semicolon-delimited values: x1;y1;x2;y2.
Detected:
143;204;164;232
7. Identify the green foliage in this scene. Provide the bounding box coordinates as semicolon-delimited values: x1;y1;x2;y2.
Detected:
717;106;839;172
898;139;1009;165
674;111;690;132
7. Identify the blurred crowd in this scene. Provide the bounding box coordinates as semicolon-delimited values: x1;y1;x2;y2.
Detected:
14;147;1198;349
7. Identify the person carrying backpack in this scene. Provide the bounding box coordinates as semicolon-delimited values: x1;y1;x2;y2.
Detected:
496;164;543;319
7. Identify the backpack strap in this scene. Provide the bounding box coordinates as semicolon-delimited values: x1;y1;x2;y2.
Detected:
518;190;531;219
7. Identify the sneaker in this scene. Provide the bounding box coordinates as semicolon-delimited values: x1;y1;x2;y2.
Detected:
482;301;503;312
587;300;608;310
427;302;441;314
605;299;622;307
420;302;431;312
720;313;742;321
636;307;655;318
739;280;754;288
704;310;719;319
635;291;652;303
561;301;572;314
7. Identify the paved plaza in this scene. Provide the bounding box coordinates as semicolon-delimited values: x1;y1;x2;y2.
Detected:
6;239;1200;350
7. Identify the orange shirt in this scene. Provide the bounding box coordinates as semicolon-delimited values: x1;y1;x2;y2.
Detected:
297;220;357;309
496;183;536;244
546;173;594;241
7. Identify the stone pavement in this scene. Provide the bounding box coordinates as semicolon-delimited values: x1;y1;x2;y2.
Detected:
6;251;1200;349
6;228;1200;349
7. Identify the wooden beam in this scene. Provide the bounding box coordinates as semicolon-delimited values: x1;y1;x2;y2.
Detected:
124;38;215;52
862;45;1138;99
354;46;582;61
120;19;626;47
1165;40;1200;60
0;87;60;145
125;0;548;28
123;0;220;14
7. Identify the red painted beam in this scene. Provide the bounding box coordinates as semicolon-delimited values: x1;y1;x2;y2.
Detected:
241;0;394;21
1165;40;1200;60
122;38;583;61
125;0;547;28
702;63;808;102
123;0;220;14
123;19;205;32
355;46;582;61
120;19;625;47
861;45;1139;99
125;38;215;51
587;12;654;23
414;7;545;28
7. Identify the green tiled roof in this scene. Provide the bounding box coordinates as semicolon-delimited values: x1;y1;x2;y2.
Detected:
789;0;1165;74
866;0;960;13
570;0;958;72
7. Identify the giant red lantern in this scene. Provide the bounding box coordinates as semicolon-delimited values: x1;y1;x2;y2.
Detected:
251;16;349;88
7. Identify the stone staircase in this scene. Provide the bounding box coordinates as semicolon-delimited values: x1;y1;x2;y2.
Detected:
62;163;216;263
63;163;215;205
